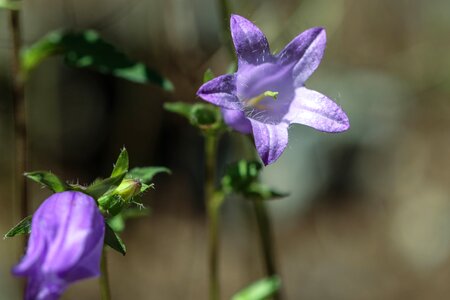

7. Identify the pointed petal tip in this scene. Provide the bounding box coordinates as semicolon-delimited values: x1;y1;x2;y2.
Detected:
230;14;246;24
327;113;350;133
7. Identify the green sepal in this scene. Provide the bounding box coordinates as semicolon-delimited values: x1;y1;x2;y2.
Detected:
164;102;225;134
126;167;171;184
0;0;20;10
107;207;150;232
22;30;173;90
98;194;126;217
232;276;281;300
85;172;126;200
4;215;32;239
227;62;237;74
111;148;129;178
104;223;126;256
203;68;215;83
221;160;287;200
25;171;69;192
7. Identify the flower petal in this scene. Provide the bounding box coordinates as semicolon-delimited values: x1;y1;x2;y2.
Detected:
13;191;105;300
286;87;349;132
221;108;252;134
230;14;272;66
277;27;326;86
250;120;289;165
197;74;241;109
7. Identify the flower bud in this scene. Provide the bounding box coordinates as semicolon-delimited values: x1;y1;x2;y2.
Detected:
114;178;142;202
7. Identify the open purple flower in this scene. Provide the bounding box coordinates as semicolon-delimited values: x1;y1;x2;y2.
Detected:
197;14;349;165
13;191;105;300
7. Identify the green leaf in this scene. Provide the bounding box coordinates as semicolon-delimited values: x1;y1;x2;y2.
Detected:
22;30;173;90
164;102;224;132
111;148;129;178
107;214;125;232
203;68;215;83
4;215;32;239
107;207;150;233
25;171;69;192
221;160;287;200
227;62;237;74
98;194;126;217
104;223;126;255
126;167;171;184
85;173;126;199
232;276;281;300
163;102;192;119
122;207;150;219
0;0;20;10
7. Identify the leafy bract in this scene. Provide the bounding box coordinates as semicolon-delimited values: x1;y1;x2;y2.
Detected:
4;216;32;239
22;30;173;90
24;171;69;192
222;160;288;200
232;276;281;300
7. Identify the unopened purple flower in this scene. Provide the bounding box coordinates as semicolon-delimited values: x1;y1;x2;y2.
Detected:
197;15;349;165
13;191;105;300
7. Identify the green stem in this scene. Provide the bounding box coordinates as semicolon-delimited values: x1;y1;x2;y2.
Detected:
9;9;28;225
253;198;282;300
99;248;112;300
218;0;234;59
205;133;224;300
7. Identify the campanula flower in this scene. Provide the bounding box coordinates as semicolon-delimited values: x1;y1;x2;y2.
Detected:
197;14;350;165
13;191;105;300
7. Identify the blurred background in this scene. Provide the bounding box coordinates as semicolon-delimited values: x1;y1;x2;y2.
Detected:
1;0;450;299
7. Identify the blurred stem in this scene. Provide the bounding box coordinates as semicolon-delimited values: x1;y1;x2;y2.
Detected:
9;9;28;237
252;198;282;300
99;248;111;300
218;0;234;59
205;133;224;300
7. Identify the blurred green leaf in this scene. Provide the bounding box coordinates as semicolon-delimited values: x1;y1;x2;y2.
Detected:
85;173;126;199
111;148;129;178
104;223;126;256
203;68;215;83
227;62;237;74
164;102;225;132
4;215;32;239
107;207;150;232
0;0;20;10
107;214;125;233
222;160;287;200
22;30;173;90
232;276;281;300
98;194;126;217
126;167;171;184
25;171;69;192
164;102;192;119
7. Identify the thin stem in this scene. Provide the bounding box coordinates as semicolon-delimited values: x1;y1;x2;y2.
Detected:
9;9;28;232
205;133;223;300
99;248;112;300
218;0;234;59
253;198;282;300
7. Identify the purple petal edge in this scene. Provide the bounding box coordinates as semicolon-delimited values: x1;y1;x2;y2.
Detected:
277;27;327;86
197;74;241;110
286;87;350;132
230;14;272;66
250;120;289;166
221;108;252;134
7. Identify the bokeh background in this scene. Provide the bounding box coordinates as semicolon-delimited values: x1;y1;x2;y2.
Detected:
1;0;450;299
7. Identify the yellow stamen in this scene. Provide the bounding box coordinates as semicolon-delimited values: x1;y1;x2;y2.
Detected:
245;91;278;107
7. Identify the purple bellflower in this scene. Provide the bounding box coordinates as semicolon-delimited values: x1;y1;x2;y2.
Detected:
13;191;105;300
197;15;349;165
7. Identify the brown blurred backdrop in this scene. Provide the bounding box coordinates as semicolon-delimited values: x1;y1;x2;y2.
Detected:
1;0;450;299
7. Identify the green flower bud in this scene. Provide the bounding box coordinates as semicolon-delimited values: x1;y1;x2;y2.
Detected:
114;179;142;202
